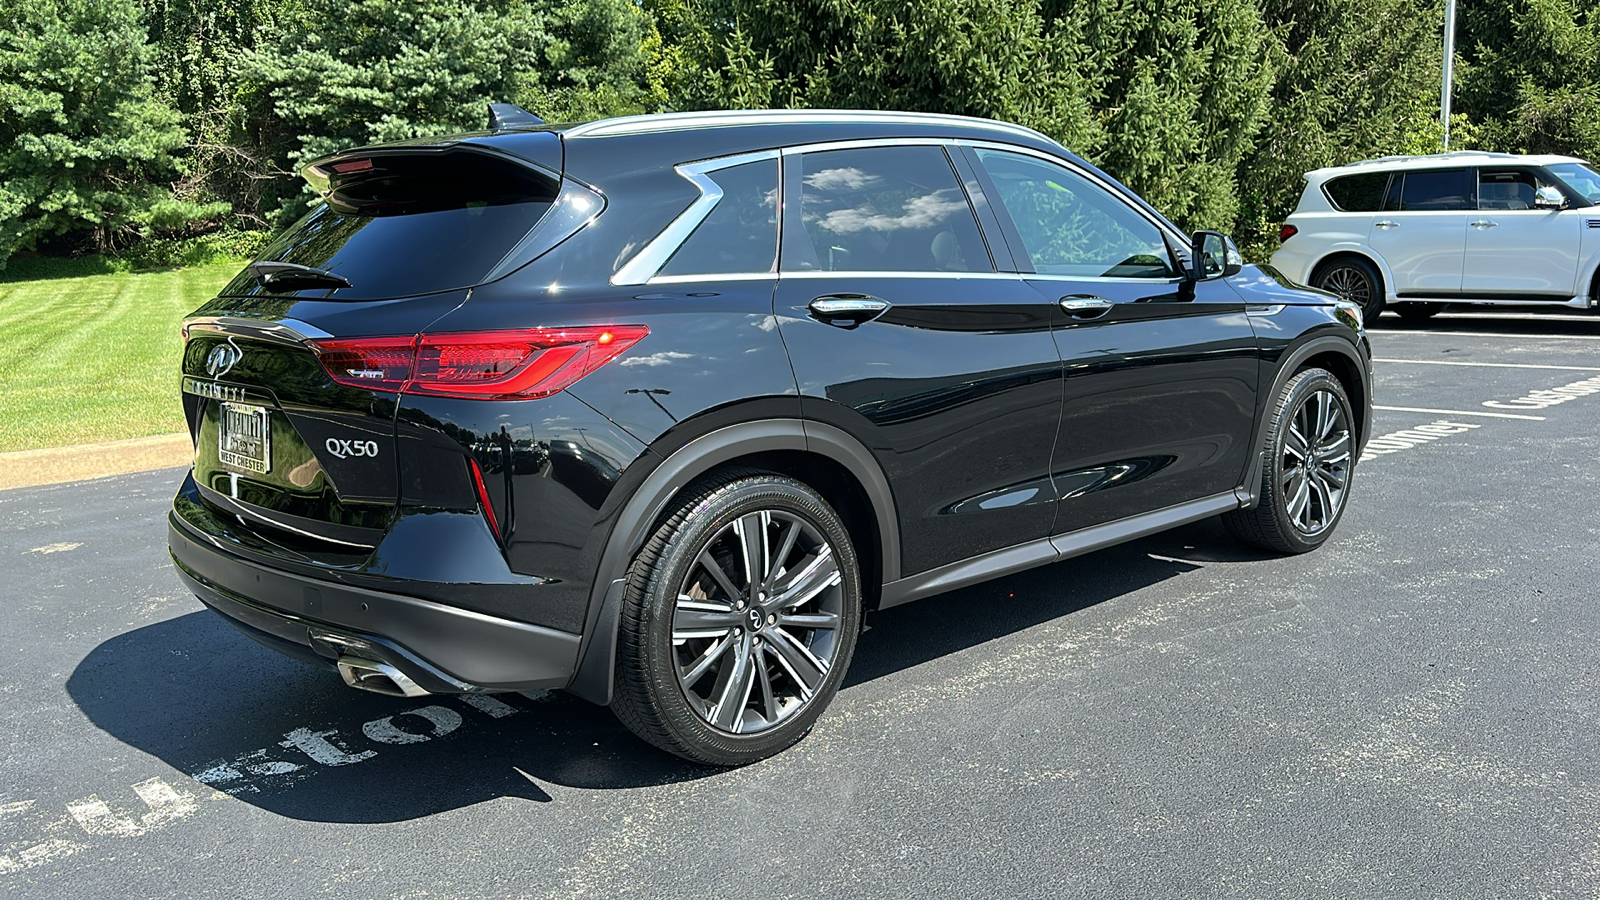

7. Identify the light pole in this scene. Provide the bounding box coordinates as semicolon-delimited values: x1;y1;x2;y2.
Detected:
1441;0;1457;150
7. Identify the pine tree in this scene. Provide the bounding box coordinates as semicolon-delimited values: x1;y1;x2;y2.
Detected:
0;0;223;265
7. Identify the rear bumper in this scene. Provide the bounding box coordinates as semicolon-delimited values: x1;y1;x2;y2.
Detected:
168;512;581;693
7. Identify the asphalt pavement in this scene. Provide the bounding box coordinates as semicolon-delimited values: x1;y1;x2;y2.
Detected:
4;309;1600;899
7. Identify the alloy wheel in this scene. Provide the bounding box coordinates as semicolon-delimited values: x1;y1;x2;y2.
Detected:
1281;387;1351;535
1319;265;1371;309
670;509;844;735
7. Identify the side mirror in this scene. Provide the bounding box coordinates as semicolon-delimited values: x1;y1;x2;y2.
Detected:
1534;185;1567;210
1190;230;1243;280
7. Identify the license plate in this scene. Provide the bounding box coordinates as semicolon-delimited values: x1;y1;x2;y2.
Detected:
218;402;272;474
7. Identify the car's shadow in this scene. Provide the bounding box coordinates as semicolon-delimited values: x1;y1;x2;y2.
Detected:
68;519;1240;823
1371;308;1600;336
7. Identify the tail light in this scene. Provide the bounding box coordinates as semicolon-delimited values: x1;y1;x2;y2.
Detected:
1279;224;1298;243
310;326;648;400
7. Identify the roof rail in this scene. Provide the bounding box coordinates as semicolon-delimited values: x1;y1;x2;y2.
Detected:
562;109;1057;145
1341;150;1520;167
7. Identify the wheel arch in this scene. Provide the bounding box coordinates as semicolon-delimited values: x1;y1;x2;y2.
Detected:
1241;335;1372;508
1309;248;1395;302
565;418;899;705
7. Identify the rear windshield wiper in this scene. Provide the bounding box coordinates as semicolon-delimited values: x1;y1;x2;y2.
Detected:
248;261;353;292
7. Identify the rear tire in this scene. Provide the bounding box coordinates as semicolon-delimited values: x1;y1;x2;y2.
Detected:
1395;302;1445;321
1312;256;1385;322
1224;368;1356;553
611;471;862;765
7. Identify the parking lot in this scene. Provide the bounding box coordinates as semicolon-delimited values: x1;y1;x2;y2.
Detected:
4;309;1600;899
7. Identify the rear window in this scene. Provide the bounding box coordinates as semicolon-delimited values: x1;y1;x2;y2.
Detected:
1322;172;1390;212
231;149;560;300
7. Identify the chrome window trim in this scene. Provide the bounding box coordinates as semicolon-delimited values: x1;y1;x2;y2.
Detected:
645;272;779;285
611;148;782;286
776;270;1021;281
1021;273;1188;286
565;109;1056;146
956;139;1191;250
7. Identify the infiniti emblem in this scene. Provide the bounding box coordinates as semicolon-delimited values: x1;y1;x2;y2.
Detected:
206;338;242;379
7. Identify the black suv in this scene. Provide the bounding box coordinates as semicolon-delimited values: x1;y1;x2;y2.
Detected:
169;109;1372;764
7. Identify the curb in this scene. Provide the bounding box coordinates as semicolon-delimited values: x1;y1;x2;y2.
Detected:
0;433;193;491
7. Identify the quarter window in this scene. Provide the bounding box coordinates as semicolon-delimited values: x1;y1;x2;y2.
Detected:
1322;172;1390;212
658;158;779;277
974;149;1176;278
789;145;991;273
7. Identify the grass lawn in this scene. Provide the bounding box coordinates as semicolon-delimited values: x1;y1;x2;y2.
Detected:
0;261;242;452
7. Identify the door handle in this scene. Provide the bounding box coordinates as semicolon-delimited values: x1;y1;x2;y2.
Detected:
1059;295;1115;319
1374;220;1399;229
1471;219;1497;228
809;294;889;326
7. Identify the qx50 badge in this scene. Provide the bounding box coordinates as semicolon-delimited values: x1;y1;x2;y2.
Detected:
205;338;243;378
326;438;379;460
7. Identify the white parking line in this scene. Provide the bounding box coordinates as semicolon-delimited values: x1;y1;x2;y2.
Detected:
1375;358;1600;372
1372;405;1546;421
1377;330;1600;340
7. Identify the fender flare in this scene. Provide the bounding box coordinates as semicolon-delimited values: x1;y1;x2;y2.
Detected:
564;418;899;705
1239;333;1372;509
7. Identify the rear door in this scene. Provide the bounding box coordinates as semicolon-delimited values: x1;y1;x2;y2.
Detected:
774;141;1064;579
1464;166;1583;297
1369;168;1472;296
963;146;1259;536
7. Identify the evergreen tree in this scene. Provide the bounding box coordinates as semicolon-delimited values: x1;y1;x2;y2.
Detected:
1044;0;1277;230
657;0;1104;155
1236;0;1443;250
141;0;293;229
245;0;665;222
1457;0;1599;161
0;0;222;265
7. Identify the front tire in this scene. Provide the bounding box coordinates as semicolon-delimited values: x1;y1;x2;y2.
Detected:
1224;368;1356;553
1312;256;1385;322
611;471;862;765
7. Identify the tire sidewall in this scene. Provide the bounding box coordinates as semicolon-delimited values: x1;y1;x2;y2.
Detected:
1262;369;1356;553
633;476;862;764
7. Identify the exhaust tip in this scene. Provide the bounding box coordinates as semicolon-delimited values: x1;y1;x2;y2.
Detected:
337;657;431;698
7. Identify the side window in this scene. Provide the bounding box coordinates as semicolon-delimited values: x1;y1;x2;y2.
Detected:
973;149;1176;278
658;159;778;277
1477;168;1539;209
1323;172;1390;212
1394;169;1474;211
790;145;991;273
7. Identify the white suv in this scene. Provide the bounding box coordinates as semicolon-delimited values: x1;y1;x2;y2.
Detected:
1271;151;1600;320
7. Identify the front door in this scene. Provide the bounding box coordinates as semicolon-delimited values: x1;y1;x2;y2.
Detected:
1464;167;1583;298
962;146;1260;536
774;142;1065;579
